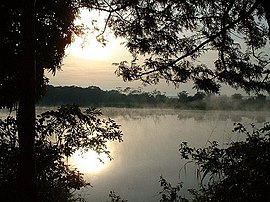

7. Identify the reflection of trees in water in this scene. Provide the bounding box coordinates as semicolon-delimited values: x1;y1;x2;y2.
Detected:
101;108;270;124
2;107;265;124
177;110;269;124
101;108;174;121
230;114;243;123
255;115;266;123
177;110;206;121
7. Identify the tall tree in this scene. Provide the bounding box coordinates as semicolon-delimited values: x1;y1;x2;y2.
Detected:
1;0;81;201
17;0;37;201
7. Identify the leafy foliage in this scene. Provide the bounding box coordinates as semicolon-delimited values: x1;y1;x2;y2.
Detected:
109;0;270;93
0;105;123;201
106;191;128;202
179;122;270;201
158;176;188;202
0;1;84;109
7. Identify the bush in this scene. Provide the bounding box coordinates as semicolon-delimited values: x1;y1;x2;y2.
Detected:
178;122;270;202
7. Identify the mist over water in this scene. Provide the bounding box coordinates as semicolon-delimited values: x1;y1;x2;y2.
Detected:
0;108;269;201
80;108;270;202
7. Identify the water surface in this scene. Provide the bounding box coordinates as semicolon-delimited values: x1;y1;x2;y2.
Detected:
79;108;269;202
1;108;269;201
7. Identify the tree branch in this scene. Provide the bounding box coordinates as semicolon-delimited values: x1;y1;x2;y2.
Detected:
137;1;260;77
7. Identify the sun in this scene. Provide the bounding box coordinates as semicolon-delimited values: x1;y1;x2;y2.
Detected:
67;36;116;61
70;150;110;173
66;9;116;61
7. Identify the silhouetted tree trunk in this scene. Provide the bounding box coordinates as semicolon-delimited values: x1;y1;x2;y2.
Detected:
17;0;37;201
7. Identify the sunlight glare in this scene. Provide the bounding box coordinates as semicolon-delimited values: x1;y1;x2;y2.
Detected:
71;150;109;173
66;9;116;61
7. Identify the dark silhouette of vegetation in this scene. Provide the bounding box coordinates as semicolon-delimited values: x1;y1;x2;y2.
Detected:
158;176;188;202
0;105;123;202
177;122;270;201
106;191;128;202
111;0;270;94
1;1;83;199
39;85;169;108
39;85;270;111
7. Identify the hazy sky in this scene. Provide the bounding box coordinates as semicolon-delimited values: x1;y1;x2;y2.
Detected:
46;10;242;96
46;10;196;96
46;40;198;96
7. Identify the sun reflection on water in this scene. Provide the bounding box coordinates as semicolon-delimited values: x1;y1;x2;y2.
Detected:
70;150;110;173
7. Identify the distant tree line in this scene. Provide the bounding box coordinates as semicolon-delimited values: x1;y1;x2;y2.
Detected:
177;91;270;111
38;85;169;108
38;85;269;111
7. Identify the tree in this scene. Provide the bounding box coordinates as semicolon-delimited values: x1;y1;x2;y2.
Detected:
178;91;189;103
110;0;270;94
0;105;123;202
231;93;243;100
0;0;81;108
192;92;206;101
1;1;82;200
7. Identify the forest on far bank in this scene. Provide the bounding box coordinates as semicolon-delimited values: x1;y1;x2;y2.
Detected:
38;85;270;111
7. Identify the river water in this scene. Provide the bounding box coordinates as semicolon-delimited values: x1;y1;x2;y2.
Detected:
1;108;269;202
80;108;270;202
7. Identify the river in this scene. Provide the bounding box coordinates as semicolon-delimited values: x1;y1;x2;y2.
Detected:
76;108;269;202
1;108;269;202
